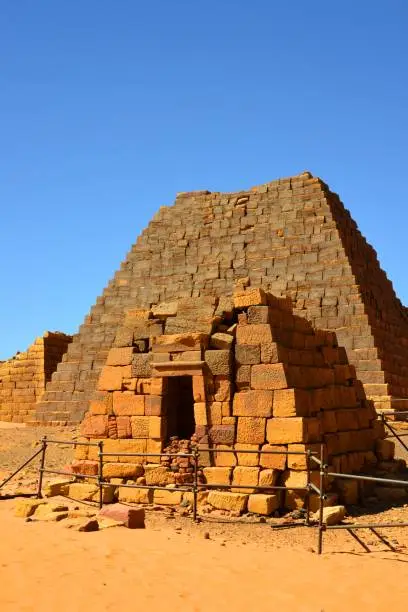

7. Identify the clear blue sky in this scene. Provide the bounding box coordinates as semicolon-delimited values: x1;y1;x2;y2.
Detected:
1;1;407;359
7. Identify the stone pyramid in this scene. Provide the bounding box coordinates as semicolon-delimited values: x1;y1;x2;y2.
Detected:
36;172;408;424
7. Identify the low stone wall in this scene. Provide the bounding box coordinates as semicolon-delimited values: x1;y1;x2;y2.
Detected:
0;332;72;422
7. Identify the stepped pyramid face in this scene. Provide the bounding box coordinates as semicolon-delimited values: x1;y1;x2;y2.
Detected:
36;172;408;424
73;290;393;510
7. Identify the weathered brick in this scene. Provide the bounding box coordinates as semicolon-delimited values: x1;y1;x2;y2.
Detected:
106;347;134;366
233;390;273;417
235;344;261;365
248;493;279;515
232;466;260;493
204;350;232;376
113;392;145;416
251;364;289;390
236;417;266;444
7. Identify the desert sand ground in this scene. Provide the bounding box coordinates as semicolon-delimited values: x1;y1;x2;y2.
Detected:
1;422;408;611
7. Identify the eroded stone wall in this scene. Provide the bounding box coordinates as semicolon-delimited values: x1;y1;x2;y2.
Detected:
0;332;72;422
72;290;395;511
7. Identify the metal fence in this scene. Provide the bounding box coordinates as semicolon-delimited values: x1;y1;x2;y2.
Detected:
2;415;408;554
32;438;318;527
313;445;408;554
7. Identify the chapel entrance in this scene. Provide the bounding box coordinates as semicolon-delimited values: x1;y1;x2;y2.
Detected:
165;376;195;441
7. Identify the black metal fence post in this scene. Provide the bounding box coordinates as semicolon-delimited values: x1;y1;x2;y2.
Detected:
305;449;311;526
36;436;47;499
98;441;104;510
317;442;325;554
193;448;199;522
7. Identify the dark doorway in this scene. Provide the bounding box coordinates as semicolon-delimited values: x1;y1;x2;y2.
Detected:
165;376;195;441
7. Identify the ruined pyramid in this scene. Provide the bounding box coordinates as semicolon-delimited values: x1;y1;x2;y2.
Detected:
35;172;408;424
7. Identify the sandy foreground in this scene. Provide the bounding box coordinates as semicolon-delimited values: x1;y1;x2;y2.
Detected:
1;423;408;611
0;499;407;612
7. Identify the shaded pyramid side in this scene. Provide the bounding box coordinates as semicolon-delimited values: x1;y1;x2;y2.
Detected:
324;189;408;410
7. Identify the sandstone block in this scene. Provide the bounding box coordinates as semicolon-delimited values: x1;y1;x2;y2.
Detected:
203;467;232;485
235;443;259;466
210;333;234;350
131;416;149;438
80;414;109;438
267;417;307;444
118;487;153;504
287;444;319;470
146;438;163;462
98;366;123;391
273;388;311;417
319;407;337;433
113;392;145;416
153;333;207;352
236;365;251;389
116;415;132;438
153;488;183;505
89;399;108;415
259;444;287;470
214;445;237;467
14;499;45;518
207;490;248;513
70;460;99;476
251;364;288;390
99;503;145;528
68;483;114;503
247;305;270;324
150;378;167;396
103;462;144;479
209;425;235;445
261;342;280;364
194;402;208;425
214;377;232;401
232;466;260;493
236;417;266;444
103;439;147;462
208;402;222;425
148;416;164;438
204;350;231;376
233;288;267;308
282;470;319;490
131;354;153;378
236;324;273;346
152;301;178;318
144;465;176;486
106;347;134;366
321;505;345;525
248;493;279;515
192;376;206;402
233;390;273;417
259;469;279;488
44;478;73;497
64;518;100;531
144;395;162;416
235;344;261;365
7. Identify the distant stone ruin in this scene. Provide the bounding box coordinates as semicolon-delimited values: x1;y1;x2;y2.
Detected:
35;172;408;425
0;332;72;422
72;289;396;511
